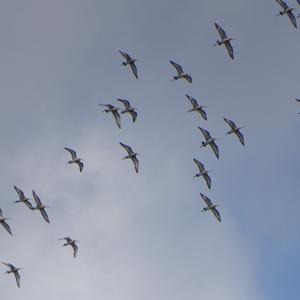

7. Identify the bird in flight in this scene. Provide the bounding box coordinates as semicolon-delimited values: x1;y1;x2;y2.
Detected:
223;117;245;146
32;190;50;223
99;104;121;129
119;50;138;79
64;147;84;172
13;186;33;210
214;23;235;59
200;193;221;222
120;142;139;173
169;60;192;83
185;94;207;120
0;208;13;235
2;262;22;288
117;99;138;123
59;237;79;258
193;158;212;189
275;0;297;28
198;127;220;159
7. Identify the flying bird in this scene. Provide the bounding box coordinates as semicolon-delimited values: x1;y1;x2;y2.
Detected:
64;147;84;172
2;262;22;288
59;237;79;258
0;208;13;235
119;50;138;79
223;117;245;146
32;190;50;223
13;186;33;210
198;127;220;159
117;99;138;123
99;104;121;129
193;158;212;189
169;60;192;83
275;0;297;28
200;193;221;222
214;23;235;59
185;94;207;120
120;142;139;173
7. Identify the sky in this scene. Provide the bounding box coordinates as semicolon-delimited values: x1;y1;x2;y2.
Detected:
0;0;299;299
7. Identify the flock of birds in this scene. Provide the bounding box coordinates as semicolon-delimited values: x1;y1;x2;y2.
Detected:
1;0;299;289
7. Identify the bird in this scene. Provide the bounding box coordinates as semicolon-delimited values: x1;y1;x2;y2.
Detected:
99;104;121;129
0;208;13;235
2;262;22;288
13;185;34;210
59;237;79;258
169;60;192;83
116;99;138;123
119;50;138;79
64;147;84;172
185;94;207;120
198;127;220;159
275;0;297;28
193;158;212;189
223;117;245;146
214;23;235;59
120;142;139;173
296;98;300;102
32;190;50;223
200;193;221;222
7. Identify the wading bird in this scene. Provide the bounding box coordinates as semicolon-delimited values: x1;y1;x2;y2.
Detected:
200;193;221;222
0;208;12;235
99;104;121;129
59;237;79;258
185;94;207;120
120;142;139;173
223;117;245;146
64;147;84;172
198;127;219;159
2;262;22;288
32;190;50;223
119;50;138;79
193;158;212;189
117;99;138;123
214;23;235;59
13;186;33;210
275;0;297;28
169;60;192;83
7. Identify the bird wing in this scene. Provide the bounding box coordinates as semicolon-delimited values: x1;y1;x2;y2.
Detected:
24;200;34;210
203;174;212;189
275;0;286;9
40;208;50;223
119;50;131;61
2;262;14;269
225;41;234;59
99;103;114;110
169;60;183;75
198;108;207;120
1;220;13;235
184;74;192;83
71;243;78;258
77;161;84;172
287;10;297;28
132;156;139;173
120;142;133;155
234;130;245;146
296;0;300;5
14;271;20;288
209;141;220;159
130;110;138;123
198;127;211;141
64;147;77;160
130;61;138;79
185;94;198;107
59;237;72;242
224;117;236;129
215;22;227;39
32;190;42;206
112;110;121;129
193;158;205;173
200;193;213;207
295;98;300;102
117;98;131;109
212;207;221;222
0;208;2;217
14;186;26;200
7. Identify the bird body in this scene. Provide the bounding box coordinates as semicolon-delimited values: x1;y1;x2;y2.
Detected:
169;60;192;83
120;142;139;173
59;237;78;258
2;262;22;288
0;208;13;235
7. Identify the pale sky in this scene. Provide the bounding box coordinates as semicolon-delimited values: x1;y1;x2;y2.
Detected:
0;1;299;300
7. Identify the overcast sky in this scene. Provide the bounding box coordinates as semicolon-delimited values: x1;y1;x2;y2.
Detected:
0;1;299;299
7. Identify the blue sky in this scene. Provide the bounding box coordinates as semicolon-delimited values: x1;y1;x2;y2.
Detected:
0;1;299;299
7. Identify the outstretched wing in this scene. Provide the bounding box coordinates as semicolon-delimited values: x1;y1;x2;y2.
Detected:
295;98;300;102
198;127;211;140
275;0;286;9
112;110;121;129
77;161;84;172
215;22;227;39
14;186;26;200
198;108;207;120
99;103;114;110
132;156;139;173
209;141;220;159
212;207;221;222
0;208;2;217
234;130;245;146
32;190;42;206
203;174;212;189
119;50;131;61
14;271;21;288
1;220;13;235
59;237;72;242
71;243;78;258
186;94;198;107
117;98;131;109
130;110;138;123
224;117;237;130
183;74;192;83
225;41;234;59
40;208;50;223
287;10;297;28
130;61;138;79
169;60;183;75
64;147;77;160
193;158;205;173
120;142;133;155
200;193;213;207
